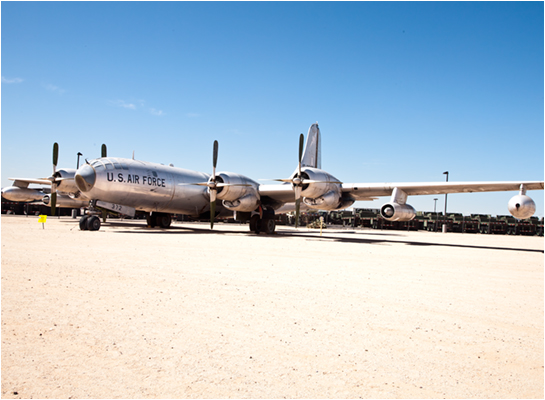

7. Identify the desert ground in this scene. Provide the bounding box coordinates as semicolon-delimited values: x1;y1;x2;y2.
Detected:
1;214;543;399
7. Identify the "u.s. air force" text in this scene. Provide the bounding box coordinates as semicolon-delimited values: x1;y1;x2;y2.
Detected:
107;172;166;187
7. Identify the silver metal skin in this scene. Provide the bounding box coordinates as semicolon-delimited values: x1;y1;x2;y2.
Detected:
42;194;89;208
1;187;45;202
75;157;220;217
508;184;536;220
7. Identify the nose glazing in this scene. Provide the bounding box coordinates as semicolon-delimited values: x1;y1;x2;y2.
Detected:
75;164;96;192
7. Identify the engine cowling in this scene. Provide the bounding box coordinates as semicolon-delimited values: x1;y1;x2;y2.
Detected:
508;194;536;220
380;202;416;221
223;193;260;212
299;168;341;199
303;190;354;211
1;187;44;202
213;172;260;212
42;194;89;208
54;168;79;193
214;172;259;202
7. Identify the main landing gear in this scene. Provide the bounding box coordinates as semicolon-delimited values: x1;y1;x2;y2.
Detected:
248;208;276;235
146;212;172;229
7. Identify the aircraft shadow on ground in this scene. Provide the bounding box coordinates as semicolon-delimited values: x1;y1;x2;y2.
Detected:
68;220;544;254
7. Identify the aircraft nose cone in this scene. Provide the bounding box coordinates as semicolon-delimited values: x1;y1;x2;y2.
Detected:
75;164;96;192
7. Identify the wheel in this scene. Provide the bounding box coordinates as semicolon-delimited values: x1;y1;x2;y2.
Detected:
157;213;172;229
249;215;261;234
146;213;157;227
263;219;276;235
86;215;101;231
79;215;90;230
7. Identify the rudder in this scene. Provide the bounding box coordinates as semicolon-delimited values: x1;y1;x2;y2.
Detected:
301;123;321;169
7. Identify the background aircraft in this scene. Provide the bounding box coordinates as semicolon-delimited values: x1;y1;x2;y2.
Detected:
5;123;540;234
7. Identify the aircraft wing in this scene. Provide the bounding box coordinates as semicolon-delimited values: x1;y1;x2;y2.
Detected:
258;183;297;205
342;181;545;200
9;178;52;188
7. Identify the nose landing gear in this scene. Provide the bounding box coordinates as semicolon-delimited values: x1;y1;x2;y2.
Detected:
79;214;101;231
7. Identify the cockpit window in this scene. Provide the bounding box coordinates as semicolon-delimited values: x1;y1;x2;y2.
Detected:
102;159;114;170
90;160;105;171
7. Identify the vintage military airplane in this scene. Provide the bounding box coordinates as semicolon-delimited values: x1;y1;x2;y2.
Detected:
2;123;543;233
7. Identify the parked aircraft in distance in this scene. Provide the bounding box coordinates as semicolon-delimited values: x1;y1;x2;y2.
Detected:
2;124;543;233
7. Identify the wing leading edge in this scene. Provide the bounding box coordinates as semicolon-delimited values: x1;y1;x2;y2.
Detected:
342;181;544;200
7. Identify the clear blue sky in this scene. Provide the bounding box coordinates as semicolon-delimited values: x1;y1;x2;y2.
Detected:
2;1;543;217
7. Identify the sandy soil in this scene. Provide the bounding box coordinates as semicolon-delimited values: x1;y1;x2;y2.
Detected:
1;215;543;399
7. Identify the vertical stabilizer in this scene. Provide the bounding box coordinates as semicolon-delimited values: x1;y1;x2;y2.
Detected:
301;123;321;169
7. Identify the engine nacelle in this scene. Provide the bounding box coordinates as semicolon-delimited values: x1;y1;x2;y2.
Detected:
54;168;79;193
380;202;416;221
508;194;536;220
1;187;44;202
223;193;260;212
303;190;354;211
42;194;89;208
214;172;259;202
299;167;342;199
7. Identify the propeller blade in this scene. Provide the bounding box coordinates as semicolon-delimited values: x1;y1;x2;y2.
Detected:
259;178;293;183
101;144;107;158
216;182;251;188
294;186;302;201
298;133;304;177
179;182;211;187
53;143;59;168
50;185;57;216
295;197;301;228
210;200;216;229
212;140;218;178
213;140;218;169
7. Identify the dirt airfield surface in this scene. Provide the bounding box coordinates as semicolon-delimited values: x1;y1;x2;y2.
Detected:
1;214;543;399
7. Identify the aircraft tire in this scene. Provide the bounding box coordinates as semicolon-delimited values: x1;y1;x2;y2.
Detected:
146;213;157;228
87;215;101;231
157;213;172;229
79;215;90;231
249;215;261;234
263;219;276;235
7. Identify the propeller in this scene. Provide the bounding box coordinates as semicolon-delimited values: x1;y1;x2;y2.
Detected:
267;133;341;228
101;144;107;158
182;140;251;229
50;142;59;216
210;140;219;229
186;140;220;228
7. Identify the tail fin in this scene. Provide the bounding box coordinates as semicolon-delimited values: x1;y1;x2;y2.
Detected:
301;123;321;169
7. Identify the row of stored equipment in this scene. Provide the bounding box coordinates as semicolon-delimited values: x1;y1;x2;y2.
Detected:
298;209;544;236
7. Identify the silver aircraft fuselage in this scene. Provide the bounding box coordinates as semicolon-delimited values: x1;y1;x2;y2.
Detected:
75;157;216;216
